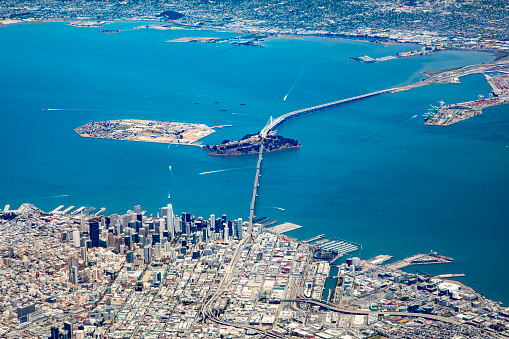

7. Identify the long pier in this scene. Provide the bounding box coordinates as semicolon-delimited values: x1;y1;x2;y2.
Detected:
260;89;392;137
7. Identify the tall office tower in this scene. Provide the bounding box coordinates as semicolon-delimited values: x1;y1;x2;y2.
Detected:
185;222;191;236
80;213;86;232
237;218;243;239
222;214;227;225
50;326;59;339
139;228;146;239
224;226;229;242
135;220;142;232
89;220;100;248
202;228;207;243
174;216;181;233
80;247;87;265
107;232;115;248
181;212;188;234
133;205;141;214
164;241;172;253
144;246;151;264
116;222;123;235
209;214;215;234
63;322;73;339
166;204;174;238
73;230;80;248
71;266;78;284
154;243;161;260
158;217;166;231
126;251;134;263
124;235;131;249
161;206;168;217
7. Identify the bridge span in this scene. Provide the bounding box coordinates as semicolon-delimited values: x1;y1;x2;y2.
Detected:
260;88;394;137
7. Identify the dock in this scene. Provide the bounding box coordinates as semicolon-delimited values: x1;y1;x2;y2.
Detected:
82;207;96;215
367;255;393;265
71;206;85;216
386;252;453;270
50;205;64;214
60;206;75;215
93;207;106;216
267;222;302;234
434;274;465;279
302;234;326;243
261;220;278;227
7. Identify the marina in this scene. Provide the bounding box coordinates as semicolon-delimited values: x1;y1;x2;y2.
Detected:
308;237;361;257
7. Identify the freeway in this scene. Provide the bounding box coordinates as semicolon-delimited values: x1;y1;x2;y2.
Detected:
281;298;461;325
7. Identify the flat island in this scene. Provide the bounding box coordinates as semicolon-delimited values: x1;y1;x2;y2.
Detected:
203;132;300;155
74;119;220;145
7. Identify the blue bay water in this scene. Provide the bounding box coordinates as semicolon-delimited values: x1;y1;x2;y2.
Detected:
1;23;508;304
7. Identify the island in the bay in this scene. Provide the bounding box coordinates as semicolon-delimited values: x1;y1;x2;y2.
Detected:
75;119;300;155
74;119;228;145
203;132;300;155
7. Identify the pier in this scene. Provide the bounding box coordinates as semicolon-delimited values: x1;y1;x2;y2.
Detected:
60;206;75;215
267;222;302;234
386;252;453;270
435;274;465;278
302;234;326;243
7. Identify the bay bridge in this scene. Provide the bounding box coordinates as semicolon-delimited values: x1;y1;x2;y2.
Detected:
259;88;393;138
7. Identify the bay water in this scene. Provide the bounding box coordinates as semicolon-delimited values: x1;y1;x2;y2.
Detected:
1;22;508;304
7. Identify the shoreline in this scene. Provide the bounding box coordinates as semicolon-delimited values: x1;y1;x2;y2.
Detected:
1;18;506;60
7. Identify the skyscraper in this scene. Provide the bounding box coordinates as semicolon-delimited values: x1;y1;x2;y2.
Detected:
166;203;174;238
144;246;151;264
50;326;59;339
89;220;100;248
73;230;80;248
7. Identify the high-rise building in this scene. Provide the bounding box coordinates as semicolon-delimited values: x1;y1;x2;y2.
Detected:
126;251;134;264
89;220;100;248
71;266;78;284
73;230;80;248
50;326;59;339
154;243;161;260
144;246;151;264
80;247;87;265
166;204;175;239
63;322;73;339
224;226;229;242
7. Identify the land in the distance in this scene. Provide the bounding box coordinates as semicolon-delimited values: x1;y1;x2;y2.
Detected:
423;72;509;126
74;119;225;145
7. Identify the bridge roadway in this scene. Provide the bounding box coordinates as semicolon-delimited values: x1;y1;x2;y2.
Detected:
281;299;461;325
260;89;393;137
249;143;264;230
